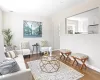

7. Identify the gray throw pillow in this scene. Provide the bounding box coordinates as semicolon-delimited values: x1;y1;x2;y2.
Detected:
0;58;20;75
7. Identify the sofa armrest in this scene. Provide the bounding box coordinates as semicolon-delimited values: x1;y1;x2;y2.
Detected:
0;69;33;80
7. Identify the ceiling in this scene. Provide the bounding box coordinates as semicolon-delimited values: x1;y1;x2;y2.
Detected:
0;0;86;16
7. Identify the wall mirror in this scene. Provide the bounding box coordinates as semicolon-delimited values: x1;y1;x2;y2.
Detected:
65;7;99;34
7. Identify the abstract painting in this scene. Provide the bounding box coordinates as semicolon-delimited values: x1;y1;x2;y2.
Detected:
23;20;42;38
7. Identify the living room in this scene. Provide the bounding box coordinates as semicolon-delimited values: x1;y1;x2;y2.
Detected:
0;0;100;80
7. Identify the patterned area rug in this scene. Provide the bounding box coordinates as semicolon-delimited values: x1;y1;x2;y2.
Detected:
27;60;84;80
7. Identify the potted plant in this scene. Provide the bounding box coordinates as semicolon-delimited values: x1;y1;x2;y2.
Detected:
2;29;13;46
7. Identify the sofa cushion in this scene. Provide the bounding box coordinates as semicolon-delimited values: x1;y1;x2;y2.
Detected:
15;54;26;70
0;69;32;80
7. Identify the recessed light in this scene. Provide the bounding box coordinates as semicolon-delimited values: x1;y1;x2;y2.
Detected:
10;11;13;12
60;0;64;3
60;1;64;3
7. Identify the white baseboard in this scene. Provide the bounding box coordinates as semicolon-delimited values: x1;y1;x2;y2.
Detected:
52;49;60;51
68;59;100;73
78;61;100;72
86;64;100;73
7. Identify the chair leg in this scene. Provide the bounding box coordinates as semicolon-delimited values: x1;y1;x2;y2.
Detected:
40;51;42;56
60;53;64;60
60;55;63;59
29;55;30;58
80;59;87;70
72;58;76;66
72;58;78;66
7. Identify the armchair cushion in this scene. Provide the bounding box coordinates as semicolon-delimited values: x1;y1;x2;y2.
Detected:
21;49;32;56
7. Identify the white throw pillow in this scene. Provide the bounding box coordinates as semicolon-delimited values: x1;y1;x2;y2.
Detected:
41;41;48;47
7;51;17;58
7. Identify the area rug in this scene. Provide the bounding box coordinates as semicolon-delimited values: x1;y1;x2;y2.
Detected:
27;60;84;80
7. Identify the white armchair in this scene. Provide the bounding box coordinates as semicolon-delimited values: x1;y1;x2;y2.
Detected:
40;40;52;56
20;41;32;56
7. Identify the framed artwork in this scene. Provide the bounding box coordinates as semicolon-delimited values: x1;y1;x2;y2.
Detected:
23;20;42;38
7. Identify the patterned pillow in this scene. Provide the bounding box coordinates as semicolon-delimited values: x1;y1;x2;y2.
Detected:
6;52;11;58
6;51;17;58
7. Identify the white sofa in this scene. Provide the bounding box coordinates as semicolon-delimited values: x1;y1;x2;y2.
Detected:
0;50;33;80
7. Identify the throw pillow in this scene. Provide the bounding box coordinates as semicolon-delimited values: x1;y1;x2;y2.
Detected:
6;51;17;58
41;40;48;47
6;52;11;58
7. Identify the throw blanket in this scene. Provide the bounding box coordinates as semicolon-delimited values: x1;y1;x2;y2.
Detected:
0;58;20;75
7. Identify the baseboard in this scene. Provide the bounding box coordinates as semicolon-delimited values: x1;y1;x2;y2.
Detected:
69;59;100;73
52;49;60;51
86;64;100;73
77;61;100;72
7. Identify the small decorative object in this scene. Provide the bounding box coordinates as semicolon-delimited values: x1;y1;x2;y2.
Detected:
44;51;49;56
23;20;42;38
68;30;73;34
36;43;39;46
2;29;13;46
39;56;60;73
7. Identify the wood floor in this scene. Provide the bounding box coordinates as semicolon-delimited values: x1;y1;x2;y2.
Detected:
24;50;100;80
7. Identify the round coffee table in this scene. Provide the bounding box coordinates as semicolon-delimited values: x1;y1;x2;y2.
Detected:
39;56;60;73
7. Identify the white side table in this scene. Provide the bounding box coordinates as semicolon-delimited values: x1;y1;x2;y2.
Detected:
40;47;52;56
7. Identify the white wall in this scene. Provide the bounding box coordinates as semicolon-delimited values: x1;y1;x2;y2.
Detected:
0;9;5;62
0;8;3;33
3;12;53;50
52;0;100;72
0;34;5;62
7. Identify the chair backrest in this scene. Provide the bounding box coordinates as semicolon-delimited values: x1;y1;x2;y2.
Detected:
20;41;30;49
41;40;48;47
